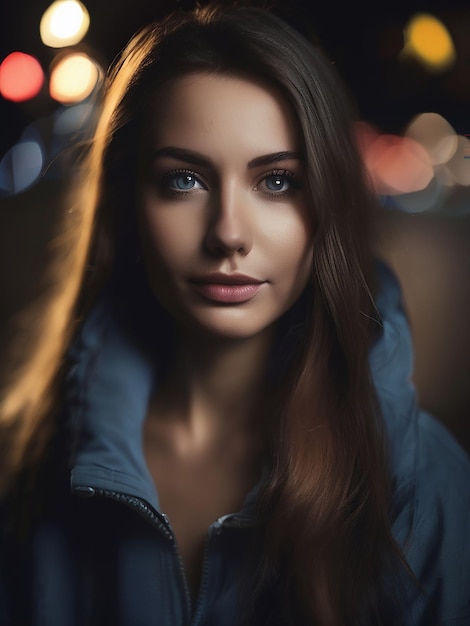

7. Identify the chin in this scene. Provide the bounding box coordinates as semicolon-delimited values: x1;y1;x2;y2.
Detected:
180;310;277;342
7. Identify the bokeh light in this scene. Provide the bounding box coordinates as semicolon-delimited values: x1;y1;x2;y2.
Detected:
445;136;470;186
40;0;90;48
464;136;470;160
53;101;96;135
386;177;448;213
0;52;44;102
401;13;456;72
0;140;44;195
363;134;434;195
405;113;458;165
356;112;470;214
49;53;100;103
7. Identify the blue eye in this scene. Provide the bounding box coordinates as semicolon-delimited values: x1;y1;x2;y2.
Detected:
257;170;302;196
162;170;206;192
264;174;290;192
173;174;198;190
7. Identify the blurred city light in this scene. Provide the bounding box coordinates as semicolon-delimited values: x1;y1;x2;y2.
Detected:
53;101;96;135
401;13;456;72
49;53;100;103
40;0;90;48
405;113;458;165
356;112;470;214
364;134;434;195
445;136;470;186
0;140;44;195
0;52;44;102
385;177;448;213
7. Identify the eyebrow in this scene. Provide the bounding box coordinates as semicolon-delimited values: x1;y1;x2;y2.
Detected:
248;151;303;168
151;147;303;168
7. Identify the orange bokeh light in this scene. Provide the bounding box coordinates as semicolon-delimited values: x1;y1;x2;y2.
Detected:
364;134;434;195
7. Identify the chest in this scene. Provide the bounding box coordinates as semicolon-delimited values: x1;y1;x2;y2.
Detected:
144;445;260;601
11;499;249;626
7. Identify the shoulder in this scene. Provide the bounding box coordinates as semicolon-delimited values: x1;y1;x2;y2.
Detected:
370;259;470;623
387;402;470;539
387;404;470;625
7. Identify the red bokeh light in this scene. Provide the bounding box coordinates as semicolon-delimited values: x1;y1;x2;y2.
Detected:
0;52;44;102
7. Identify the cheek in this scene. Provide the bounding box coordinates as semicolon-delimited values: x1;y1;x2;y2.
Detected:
288;239;313;291
138;206;200;272
261;213;313;281
137;210;192;311
298;245;314;288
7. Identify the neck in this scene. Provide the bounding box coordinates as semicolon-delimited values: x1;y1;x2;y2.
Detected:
148;325;277;450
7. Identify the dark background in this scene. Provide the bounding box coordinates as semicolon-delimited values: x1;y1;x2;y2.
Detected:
1;0;470;157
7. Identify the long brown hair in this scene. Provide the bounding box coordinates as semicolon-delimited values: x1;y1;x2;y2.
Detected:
0;3;409;623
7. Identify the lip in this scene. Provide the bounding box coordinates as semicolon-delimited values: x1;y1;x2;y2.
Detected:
190;272;264;285
189;273;266;303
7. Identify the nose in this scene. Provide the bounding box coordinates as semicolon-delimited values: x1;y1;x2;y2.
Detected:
204;182;253;257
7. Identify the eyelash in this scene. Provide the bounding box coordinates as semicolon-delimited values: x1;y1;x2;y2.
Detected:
255;169;302;198
158;167;302;198
159;168;207;196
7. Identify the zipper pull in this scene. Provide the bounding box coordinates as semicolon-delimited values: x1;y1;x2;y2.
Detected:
73;486;96;498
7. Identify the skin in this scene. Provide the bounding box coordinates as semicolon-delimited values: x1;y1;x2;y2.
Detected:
136;72;314;598
137;72;313;342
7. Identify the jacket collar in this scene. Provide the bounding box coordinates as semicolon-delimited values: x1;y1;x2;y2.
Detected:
66;290;160;509
65;260;417;511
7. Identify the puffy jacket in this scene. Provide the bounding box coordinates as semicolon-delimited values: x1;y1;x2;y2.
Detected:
1;260;470;625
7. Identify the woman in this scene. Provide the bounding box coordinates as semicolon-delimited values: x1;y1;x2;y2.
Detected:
1;3;469;625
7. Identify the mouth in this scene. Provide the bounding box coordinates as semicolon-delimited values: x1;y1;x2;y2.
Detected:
189;273;266;303
190;272;264;285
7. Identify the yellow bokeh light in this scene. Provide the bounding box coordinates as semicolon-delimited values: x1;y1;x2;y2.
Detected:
401;13;456;71
49;53;99;104
40;0;90;48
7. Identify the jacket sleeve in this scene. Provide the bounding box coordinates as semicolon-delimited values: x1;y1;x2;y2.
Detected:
392;405;470;626
370;259;470;624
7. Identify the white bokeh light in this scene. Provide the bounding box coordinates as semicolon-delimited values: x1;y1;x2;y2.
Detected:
40;0;90;48
49;53;100;103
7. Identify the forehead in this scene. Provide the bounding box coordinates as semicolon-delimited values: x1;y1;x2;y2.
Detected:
141;72;301;155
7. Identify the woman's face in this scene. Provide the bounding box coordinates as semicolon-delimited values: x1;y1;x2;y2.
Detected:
136;72;313;340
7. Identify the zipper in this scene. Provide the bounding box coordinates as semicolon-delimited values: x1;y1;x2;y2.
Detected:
191;514;254;626
74;487;256;625
161;511;194;621
190;530;212;626
73;485;192;622
74;485;173;539
217;513;254;529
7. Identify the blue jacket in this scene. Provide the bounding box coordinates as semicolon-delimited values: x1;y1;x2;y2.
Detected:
1;261;470;625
